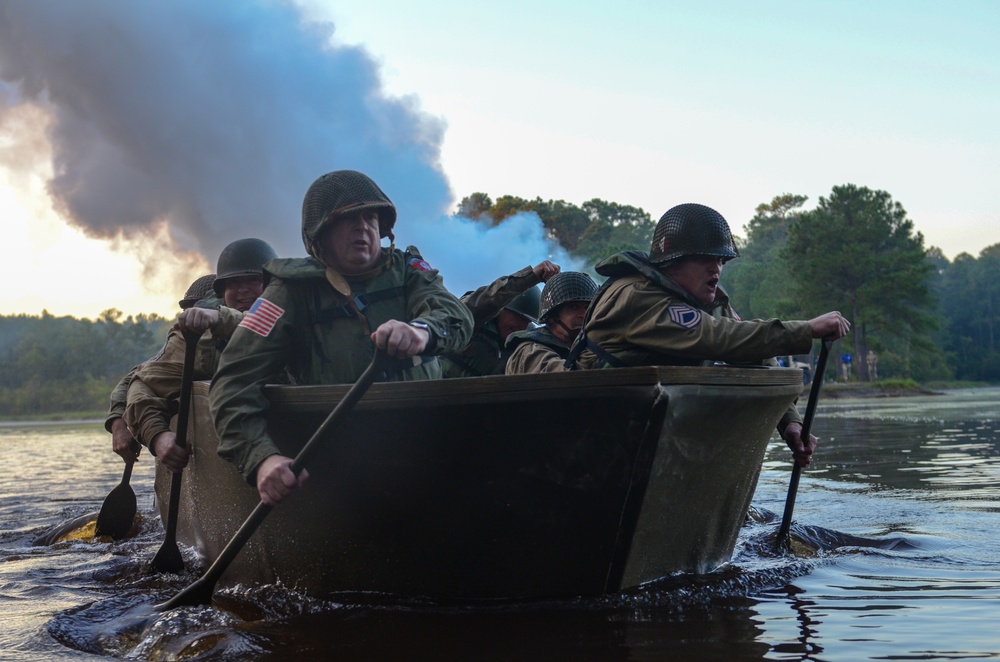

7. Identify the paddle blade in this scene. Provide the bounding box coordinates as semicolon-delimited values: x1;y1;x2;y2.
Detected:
155;575;216;611
94;484;137;540
95;462;137;540
150;539;185;574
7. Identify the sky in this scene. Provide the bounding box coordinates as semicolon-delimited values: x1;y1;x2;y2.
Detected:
1;0;997;320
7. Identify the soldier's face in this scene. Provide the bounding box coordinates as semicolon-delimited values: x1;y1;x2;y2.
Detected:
664;256;724;306
548;301;589;344
497;308;533;339
223;275;264;312
320;210;381;275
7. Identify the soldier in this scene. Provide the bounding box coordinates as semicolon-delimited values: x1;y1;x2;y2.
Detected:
441;260;560;378
106;273;217;463
506;271;599;374
569;203;850;467
125;238;277;472
866;349;878;381
211;170;474;506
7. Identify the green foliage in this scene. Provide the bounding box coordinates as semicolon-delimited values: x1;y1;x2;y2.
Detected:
455;192;493;221
0;310;172;416
576;199;653;263
454;194;651;261
936;244;1000;380
785;184;940;380
723;193;808;320
875;378;919;389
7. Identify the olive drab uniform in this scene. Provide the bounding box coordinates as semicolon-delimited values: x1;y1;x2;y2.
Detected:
570;250;810;431
124;298;243;451
505;326;572;374
105;368;136;433
440;265;542;378
106;275;218;435
211;246;474;481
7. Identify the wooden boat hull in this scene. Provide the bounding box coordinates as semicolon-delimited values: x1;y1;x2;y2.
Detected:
156;366;803;599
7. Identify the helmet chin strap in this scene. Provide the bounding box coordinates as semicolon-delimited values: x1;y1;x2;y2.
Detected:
549;317;580;343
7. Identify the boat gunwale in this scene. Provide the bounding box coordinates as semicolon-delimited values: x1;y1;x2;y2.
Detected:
190;365;804;410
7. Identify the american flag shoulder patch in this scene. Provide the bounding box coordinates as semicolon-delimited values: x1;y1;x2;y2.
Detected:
667;304;701;330
408;256;432;272
238;298;285;337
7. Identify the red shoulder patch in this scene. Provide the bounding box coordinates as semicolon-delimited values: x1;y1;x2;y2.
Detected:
408;257;432;272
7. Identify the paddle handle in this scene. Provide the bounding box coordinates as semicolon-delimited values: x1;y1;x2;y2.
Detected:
157;349;390;609
289;350;390;475
776;339;832;545
121;461;133;486
164;329;201;536
152;328;203;573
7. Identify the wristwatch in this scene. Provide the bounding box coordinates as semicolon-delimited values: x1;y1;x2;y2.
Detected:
409;321;437;352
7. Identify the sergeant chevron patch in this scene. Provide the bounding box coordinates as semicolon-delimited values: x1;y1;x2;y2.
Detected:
667;304;701;330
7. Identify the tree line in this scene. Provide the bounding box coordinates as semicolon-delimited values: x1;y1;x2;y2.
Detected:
1;182;996;417
0;309;172;417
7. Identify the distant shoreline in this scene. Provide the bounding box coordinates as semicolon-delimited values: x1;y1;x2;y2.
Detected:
0;418;103;428
2;382;996;425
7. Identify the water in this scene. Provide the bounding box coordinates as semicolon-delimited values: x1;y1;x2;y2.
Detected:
1;388;998;660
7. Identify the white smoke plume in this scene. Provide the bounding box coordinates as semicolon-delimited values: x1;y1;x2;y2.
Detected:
0;0;578;300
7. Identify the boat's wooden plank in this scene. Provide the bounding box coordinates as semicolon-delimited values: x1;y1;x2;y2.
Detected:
193;366;803;410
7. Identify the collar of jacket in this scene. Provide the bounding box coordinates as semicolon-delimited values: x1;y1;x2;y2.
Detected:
594;250;728;312
264;249;393;288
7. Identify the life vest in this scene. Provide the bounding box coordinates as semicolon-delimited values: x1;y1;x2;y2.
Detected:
266;247;441;383
506;326;571;359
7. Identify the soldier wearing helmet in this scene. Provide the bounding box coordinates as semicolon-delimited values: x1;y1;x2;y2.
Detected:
125;239;277;473
179;273;218;310
569;203;851;468
506;271;599;374
211;170;474;505
441;260;561;378
105;273;217;464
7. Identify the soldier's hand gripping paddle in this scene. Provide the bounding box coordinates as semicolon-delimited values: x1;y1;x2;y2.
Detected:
156;349;389;610
150;328;202;573
775;339;832;550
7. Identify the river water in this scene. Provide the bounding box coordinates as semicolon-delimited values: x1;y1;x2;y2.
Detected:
1;388;998;661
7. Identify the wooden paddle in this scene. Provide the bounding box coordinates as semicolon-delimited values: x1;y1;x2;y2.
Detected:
156;348;389;610
94;439;140;540
150;328;202;574
775;339;832;550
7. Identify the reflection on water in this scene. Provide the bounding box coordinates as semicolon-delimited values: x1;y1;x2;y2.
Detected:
1;388;999;660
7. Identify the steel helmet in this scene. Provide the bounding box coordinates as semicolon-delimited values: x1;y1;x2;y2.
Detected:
179;274;217;309
538;272;598;322
301;170;397;259
213;238;278;296
649;203;739;265
504;285;541;321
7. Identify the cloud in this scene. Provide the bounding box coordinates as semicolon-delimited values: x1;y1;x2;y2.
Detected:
0;0;571;296
0;0;446;259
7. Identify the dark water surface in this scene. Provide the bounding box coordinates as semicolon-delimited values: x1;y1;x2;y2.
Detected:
2;388;998;660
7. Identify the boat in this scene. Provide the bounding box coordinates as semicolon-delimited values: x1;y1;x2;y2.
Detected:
155;365;804;600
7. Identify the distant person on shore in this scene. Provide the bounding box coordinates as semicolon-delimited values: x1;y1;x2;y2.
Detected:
105;273;217;463
567;202;850;467
866;349;878;381
441;260;560;378
841;352;853;381
125;238;277;473
506;271;598;374
211;170;473;507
